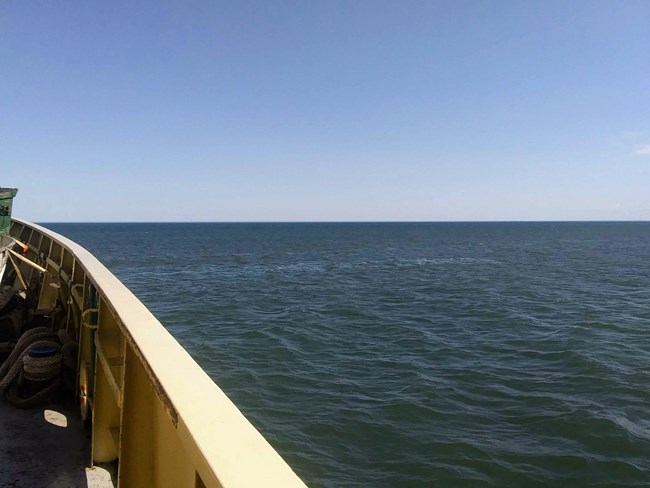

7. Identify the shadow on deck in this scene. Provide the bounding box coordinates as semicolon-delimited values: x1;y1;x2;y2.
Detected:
0;397;115;487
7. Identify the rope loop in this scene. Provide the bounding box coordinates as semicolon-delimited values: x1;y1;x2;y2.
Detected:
0;327;64;407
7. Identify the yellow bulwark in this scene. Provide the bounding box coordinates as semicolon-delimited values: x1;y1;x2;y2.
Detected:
9;218;308;488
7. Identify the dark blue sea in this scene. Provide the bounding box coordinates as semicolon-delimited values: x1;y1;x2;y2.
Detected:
44;222;650;487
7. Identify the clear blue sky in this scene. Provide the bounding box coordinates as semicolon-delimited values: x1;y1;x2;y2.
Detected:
2;0;649;222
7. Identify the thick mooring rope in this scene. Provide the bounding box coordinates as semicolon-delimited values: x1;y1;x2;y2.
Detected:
23;352;63;381
0;327;62;408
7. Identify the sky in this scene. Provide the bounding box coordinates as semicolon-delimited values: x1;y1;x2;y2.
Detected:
1;0;649;222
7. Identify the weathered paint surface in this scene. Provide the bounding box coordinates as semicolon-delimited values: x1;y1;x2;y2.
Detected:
9;219;308;488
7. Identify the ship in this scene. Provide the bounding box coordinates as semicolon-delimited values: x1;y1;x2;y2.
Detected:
0;188;308;487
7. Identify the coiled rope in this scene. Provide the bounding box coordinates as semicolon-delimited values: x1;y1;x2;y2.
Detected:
23;352;63;381
0;327;62;408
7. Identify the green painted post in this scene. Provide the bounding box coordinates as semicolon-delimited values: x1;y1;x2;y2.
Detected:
0;188;18;236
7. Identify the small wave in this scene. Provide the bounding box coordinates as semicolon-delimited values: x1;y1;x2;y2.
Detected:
606;414;650;441
275;263;324;273
402;257;500;266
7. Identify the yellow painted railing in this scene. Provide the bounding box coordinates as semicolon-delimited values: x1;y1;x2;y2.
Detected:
9;218;307;488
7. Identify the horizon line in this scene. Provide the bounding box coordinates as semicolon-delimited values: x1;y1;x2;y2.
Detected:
28;219;650;224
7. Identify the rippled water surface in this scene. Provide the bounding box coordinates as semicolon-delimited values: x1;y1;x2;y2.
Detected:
45;222;650;487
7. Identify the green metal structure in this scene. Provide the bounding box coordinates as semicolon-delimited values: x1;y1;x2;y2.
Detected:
0;188;18;236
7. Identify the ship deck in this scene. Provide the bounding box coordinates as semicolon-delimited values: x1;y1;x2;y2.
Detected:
0;397;116;487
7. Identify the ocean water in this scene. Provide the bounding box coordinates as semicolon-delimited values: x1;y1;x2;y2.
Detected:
45;222;650;487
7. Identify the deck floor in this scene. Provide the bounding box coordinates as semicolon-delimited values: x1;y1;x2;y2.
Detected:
0;396;115;487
